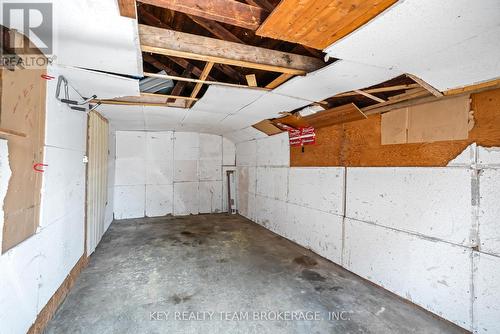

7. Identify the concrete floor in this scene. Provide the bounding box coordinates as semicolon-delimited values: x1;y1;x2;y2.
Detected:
46;214;467;334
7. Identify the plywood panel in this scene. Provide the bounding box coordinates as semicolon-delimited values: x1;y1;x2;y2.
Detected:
256;0;397;49
1;67;46;252
291;87;500;166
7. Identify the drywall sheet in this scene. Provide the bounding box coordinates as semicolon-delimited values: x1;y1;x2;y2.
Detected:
173;182;199;215
254;196;287;232
255;167;288;201
174;132;199;182
223;126;267;144
1;67;46;252
478;169;500;256
236;92;311;120
114;185;145;219
39;147;86;229
343;218;472;330
324;0;500;91
191;85;266;114
381;107;408;145
473;251;500;334
144;107;187;131
477;146;500;168
199;181;223;214
274;60;401;102
256;133;290;167
288;168;345;215
286;203;343;265
99;105;145;131
236;141;257;167
52;66;139;100
222;137;236;166
346;168;473;246
146;185;173;217
407;95;470;143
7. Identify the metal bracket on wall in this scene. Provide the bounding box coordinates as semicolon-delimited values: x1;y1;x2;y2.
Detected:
55;75;98;112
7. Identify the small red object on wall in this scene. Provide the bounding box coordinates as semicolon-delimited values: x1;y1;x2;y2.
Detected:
33;163;48;173
288;126;316;147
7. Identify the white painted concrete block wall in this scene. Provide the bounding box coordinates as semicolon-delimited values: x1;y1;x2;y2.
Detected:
0;65;88;334
114;131;233;219
236;136;500;333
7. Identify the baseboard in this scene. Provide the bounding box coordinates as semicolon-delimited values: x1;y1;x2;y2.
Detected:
27;254;88;334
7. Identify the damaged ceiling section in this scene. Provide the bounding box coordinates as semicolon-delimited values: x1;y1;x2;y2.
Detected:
3;0;499;139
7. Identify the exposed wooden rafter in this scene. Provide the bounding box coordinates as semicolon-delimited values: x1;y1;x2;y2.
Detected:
168;63;193;103
187;62;214;107
354;89;386;103
334;84;420;97
406;73;444;97
265;73;294;89
143;72;270;90
139;24;324;75
137;0;267;30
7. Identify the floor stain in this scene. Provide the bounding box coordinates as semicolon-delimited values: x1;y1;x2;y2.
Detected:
294;255;318;267
301;269;326;282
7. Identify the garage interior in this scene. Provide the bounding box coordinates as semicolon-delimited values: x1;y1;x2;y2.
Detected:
0;0;499;333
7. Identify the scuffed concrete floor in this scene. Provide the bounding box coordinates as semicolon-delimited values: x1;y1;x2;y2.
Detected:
46;214;467;334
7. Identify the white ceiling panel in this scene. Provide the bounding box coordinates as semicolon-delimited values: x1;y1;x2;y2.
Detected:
324;0;500;91
191;85;266;114
274;60;402;102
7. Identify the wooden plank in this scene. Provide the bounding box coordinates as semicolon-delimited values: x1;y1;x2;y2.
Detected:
188;15;243;43
138;0;267;30
406;73;443;97
187;62;214;108
168;63;193;103
303;103;367;128
0;127;27;138
256;0;397;49
245;74;258;87
291;87;500;167
354;89;386;103
334;84;421;97
266;73;294;89
444;78;500;96
252;120;283;135
117;0;136;18
139;24;324;75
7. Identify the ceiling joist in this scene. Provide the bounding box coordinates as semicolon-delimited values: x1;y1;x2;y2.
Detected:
138;0;267;30
139;24;325;75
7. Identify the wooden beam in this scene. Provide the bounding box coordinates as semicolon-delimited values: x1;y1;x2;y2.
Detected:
138;0;267;30
265;73;294;89
187;62;214;107
139;24;324;75
245;74;258;87
117;0;136;19
406;73;443;97
187;15;243;43
334;84;421;97
244;0;274;12
354;89;386;103
168;63;193;103
144;72;269;90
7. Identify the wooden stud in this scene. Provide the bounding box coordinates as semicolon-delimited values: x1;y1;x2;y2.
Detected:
138;0;267;30
444;78;500;96
187;62;215;108
139;24;324;75
0;127;27;138
265;73;294;89
354;89;386;103
334;84;420;97
245;74;258;87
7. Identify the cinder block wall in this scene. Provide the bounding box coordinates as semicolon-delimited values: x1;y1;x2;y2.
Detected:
235;132;500;334
113;131;236;218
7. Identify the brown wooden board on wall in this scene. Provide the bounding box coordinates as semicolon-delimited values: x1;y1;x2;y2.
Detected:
291;87;500;167
0;67;46;252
